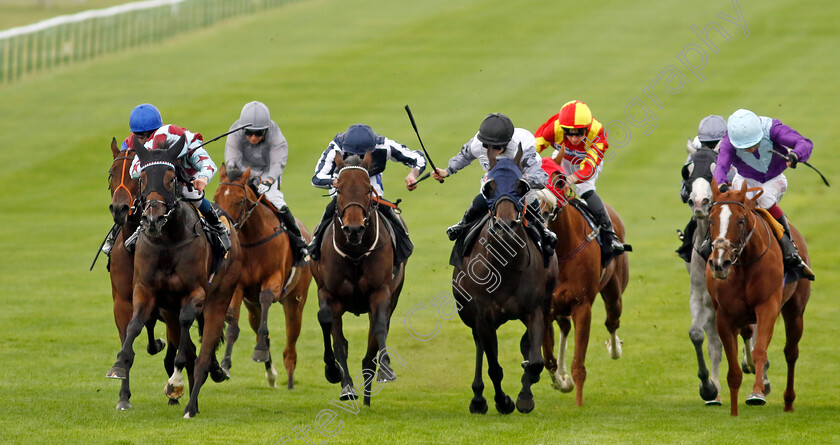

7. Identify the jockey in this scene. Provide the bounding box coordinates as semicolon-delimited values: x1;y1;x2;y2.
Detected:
117;103;231;255
713;109;814;280
432;113;556;262
676;115;727;262
534;100;624;255
308;123;426;263
224;101;308;266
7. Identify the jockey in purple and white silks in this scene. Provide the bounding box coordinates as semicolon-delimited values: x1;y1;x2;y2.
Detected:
712;108;814;281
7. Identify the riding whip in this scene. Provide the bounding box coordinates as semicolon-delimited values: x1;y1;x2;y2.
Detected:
187;123;253;156
404;105;444;183
771;149;829;187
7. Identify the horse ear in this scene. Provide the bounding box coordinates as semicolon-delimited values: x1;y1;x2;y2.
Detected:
481;179;496;199
170;135;187;158
243;167;251;179
219;162;227;179
686;138;697;157
111;137;119;158
487;146;498;170
362;150;373;169
335;152;345;170
516;178;531;198
133;135;148;158
711;178;720;200
514;143;523;167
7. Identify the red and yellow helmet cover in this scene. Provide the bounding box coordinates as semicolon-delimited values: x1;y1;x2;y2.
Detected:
557;100;593;129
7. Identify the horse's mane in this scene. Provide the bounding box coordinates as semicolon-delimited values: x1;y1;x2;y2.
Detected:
342;154;364;167
226;167;245;181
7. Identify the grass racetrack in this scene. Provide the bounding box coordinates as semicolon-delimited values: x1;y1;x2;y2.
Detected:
1;0;839;443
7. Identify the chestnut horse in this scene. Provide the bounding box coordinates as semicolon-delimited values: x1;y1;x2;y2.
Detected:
106;136;242;418
107;138;178;410
538;159;629;406
706;181;810;416
310;152;406;406
454;147;558;414
214;165;312;389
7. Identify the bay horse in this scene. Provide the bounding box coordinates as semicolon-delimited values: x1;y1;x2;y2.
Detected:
310;152;406;406
706;181;810;416
107;138;179;410
106;135;242;418
214;164;312;389
453;147;557;414
537;157;628;407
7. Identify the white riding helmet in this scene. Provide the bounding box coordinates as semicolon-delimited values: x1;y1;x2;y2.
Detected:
727;109;763;149
239;101;271;131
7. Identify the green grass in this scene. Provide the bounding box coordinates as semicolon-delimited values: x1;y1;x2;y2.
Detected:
1;0;840;443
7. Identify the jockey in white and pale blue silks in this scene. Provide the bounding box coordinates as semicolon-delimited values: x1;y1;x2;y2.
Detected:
113;104;230;255
712;108;814;280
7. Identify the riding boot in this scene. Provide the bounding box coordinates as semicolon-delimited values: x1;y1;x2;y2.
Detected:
775;214;815;281
380;205;413;265
308;197;336;261
447;194;489;241
102;224;120;257
582;190;625;254
277;205;309;267
202;205;231;253
676;218;697;263
124;225;142;254
526;200;557;267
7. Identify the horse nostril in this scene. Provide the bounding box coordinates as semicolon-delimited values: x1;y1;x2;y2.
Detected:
722;260;732;269
701;198;709;206
688;199;695;207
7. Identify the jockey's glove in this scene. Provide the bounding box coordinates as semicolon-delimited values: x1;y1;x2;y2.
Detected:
786;152;799;168
257;180;272;195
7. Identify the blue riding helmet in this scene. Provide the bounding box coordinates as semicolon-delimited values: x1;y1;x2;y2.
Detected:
129;104;163;133
342;124;377;155
727;109;763;149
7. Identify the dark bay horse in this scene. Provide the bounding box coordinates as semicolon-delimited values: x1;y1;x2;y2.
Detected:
537;158;628;407
106;136;242;418
706;181;811;416
107;138;177;410
214;165;312;389
454;147;557;414
310;152;406;406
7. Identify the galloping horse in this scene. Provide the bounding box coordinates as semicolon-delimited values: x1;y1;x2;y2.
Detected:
538;157;628;406
106;136;242;418
706;181;811;416
454;147;557;414
680;142;723;405
311;152;406;406
107;138;176;410
214;165;312;388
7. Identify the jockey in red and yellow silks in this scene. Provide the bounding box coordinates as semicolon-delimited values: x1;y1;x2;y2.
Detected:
535;100;625;256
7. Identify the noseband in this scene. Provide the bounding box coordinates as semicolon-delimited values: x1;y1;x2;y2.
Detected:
335;166;377;230
140;161;179;227
111;151;137;215
218;181;259;229
711;200;765;265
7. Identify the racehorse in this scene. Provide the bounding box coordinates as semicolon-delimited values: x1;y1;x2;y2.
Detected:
107;138;176;410
453;147;557;414
310;152;406;406
214;165;312;389
706;181;811;416
537;157;628;407
106;135;242;418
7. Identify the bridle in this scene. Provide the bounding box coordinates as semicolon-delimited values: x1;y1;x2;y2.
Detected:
217;181;260;229
335;166;377;230
710;200;769;266
139;160;179;228
110;150;138;216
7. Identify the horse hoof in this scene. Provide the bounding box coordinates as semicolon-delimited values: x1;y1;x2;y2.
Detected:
495;395;515;415
220;358;231;372
745;392;766;406
210;366;230;383
516;394;535;414
469;398;488;414
168;399;180;406
266;370;278;388
339;385;358;401
106;366;127;380
252;348;270;363
183;412;194;419
704;399;722;406
116;400;132;410
699;381;719;401
148;338;166;355
763;383;771;396
377;365;397;383
325;363;342;384
605;339;622;359
551;373;574;393
164;382;184;400
741;361;755;374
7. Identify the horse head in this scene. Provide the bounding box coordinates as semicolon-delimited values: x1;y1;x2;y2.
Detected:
483;146;529;239
684;141;718;220
108;138;138;226
135;135;186;237
708;180;762;279
214;164;259;229
334;151;375;246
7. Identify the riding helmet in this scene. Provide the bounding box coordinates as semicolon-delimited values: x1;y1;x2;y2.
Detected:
342;124;377;155
239;101;271;131
727;109;763;149
697;115;726;142
129;104;162;133
477;113;514;146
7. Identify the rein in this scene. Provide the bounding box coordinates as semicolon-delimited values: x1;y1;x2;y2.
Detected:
711;200;769;266
554;204;598;263
332;210;382;262
218;181;262;229
112;152;137;215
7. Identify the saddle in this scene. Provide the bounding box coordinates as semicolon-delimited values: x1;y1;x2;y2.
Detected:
448;214;542;268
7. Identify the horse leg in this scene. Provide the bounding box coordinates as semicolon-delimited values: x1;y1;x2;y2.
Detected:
111;293;134;410
161;310;180;406
716;312;743;416
552;316;574;393
780;300;804;412
184;295;228;418
746;300;781;406
370;290;396;385
220;286;244;374
600;281;623;360
477;320;514;414
252;288;276;363
570;302;592;406
198;313;229;384
332;315;357;401
689;289;718;403
703;304;723;405
361;319;379;407
107;292;155;381
145;309;165;355
317;294;342;384
281;292;305;389
516;308;545;414
469;329;488;414
165;301;198;401
740;325;756;374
